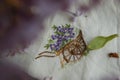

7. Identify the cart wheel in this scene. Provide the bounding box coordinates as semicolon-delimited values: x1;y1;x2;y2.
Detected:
62;30;87;63
62;41;84;63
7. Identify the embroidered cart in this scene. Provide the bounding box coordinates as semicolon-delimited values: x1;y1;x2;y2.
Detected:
35;30;87;66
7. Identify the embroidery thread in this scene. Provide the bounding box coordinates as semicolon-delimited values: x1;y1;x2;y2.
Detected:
35;24;118;67
35;24;86;67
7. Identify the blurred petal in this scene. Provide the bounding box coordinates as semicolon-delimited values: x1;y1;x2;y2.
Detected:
0;0;72;56
0;61;38;80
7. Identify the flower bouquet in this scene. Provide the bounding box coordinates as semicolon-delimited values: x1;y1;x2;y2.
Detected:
35;24;87;66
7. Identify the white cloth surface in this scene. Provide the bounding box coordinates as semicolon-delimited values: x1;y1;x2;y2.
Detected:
5;0;120;80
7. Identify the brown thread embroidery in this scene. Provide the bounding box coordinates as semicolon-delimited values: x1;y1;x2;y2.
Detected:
35;30;87;67
108;53;119;58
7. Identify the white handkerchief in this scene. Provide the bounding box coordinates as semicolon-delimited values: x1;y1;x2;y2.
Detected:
5;0;120;80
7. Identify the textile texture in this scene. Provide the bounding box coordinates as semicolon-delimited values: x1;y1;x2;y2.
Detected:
4;0;120;80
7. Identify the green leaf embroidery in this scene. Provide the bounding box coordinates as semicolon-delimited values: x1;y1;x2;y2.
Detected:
61;41;65;47
52;25;57;30
65;24;70;28
54;31;64;35
44;44;50;49
106;34;118;41
83;49;90;56
88;34;118;50
48;39;54;43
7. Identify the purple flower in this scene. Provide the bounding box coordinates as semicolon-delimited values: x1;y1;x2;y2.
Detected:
68;28;74;33
51;35;57;40
72;33;75;36
50;44;56;50
57;26;65;33
61;28;65;33
57;39;62;45
63;35;69;40
57;40;62;44
55;44;60;50
63;28;68;33
50;43;60;51
57;26;62;31
69;33;75;38
50;24;76;51
57;35;63;40
57;27;65;33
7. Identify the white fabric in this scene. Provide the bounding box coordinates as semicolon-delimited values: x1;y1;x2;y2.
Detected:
5;0;120;80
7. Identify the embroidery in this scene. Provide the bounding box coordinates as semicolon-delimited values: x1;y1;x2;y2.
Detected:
35;24;118;67
35;24;86;67
108;53;119;58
